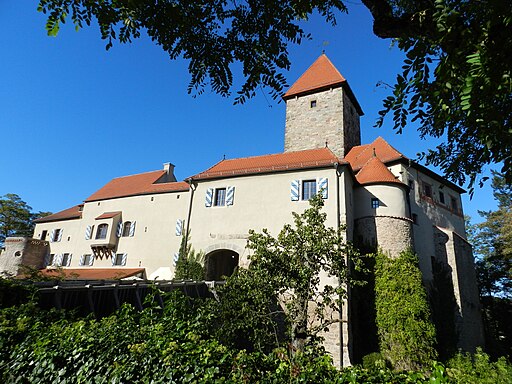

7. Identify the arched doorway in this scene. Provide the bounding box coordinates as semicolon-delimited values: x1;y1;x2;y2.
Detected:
205;249;239;281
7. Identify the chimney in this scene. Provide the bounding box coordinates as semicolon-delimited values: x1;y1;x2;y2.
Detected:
162;162;177;182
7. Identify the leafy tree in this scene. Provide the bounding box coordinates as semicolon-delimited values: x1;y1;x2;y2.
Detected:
246;194;360;352
174;230;205;281
374;250;437;370
0;194;40;246
37;1;511;190
467;172;512;357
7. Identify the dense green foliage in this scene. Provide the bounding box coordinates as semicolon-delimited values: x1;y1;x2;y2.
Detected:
374;250;437;370
467;172;512;358
1;282;511;383
37;1;511;189
0;194;51;246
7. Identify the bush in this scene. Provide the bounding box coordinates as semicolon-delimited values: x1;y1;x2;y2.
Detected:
446;348;512;383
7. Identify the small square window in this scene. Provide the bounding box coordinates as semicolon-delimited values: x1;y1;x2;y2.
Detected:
52;229;62;242
310;100;317;108
113;254;125;266
371;198;380;209
81;254;93;266
439;191;445;204
61;253;71;267
214;188;226;206
302;180;317;200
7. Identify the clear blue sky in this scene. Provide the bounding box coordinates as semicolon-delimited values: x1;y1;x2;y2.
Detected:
0;2;497;222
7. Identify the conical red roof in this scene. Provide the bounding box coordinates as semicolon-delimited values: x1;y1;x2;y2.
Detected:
284;54;346;99
356;156;403;185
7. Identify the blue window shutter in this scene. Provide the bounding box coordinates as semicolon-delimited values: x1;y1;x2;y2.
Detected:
55;254;62;267
49;230;55;243
79;255;85;266
66;254;72;267
176;219;183;236
205;188;214;207
88;255;94;266
291;180;300;201
226;186;235;205
317;178;328;199
57;229;63;242
129;221;136;237
116;221;123;237
111;255;116;266
121;254;127;266
85;225;92;240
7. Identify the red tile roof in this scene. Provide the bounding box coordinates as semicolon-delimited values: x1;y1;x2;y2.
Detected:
345;136;406;171
284;54;346;99
283;54;363;115
192;148;344;180
356;156;403;185
33;205;82;223
85;171;189;202
37;268;146;280
96;211;122;220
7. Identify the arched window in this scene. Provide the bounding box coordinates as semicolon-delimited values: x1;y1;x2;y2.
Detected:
122;221;132;237
96;223;108;239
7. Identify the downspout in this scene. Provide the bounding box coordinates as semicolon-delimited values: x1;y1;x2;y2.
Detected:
334;162;344;367
184;178;197;254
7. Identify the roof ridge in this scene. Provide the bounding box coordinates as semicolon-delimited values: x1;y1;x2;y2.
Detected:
111;169;165;180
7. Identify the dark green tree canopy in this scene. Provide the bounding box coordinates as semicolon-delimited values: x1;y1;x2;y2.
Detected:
38;0;511;191
0;194;49;246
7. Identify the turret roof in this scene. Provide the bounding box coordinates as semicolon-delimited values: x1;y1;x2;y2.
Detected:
355;156;403;185
283;54;363;115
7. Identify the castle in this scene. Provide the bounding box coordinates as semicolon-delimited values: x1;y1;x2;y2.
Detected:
0;54;483;365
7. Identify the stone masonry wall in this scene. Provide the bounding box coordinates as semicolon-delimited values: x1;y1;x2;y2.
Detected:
434;227;484;351
0;237;49;277
354;216;414;258
284;87;360;159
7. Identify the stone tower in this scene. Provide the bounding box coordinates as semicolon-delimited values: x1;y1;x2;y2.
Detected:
283;54;363;158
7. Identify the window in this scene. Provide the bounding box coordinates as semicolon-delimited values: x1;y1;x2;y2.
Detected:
451;196;458;212
113;253;126;266
214;188;226;206
61;253;71;267
302;180;317;200
52;229;62;242
122;221;132;237
81;254;93;266
439;191;445;204
310;100;317;108
41;230;47;240
96;224;108;239
423;183;432;198
371;198;380;209
48;254;55;266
